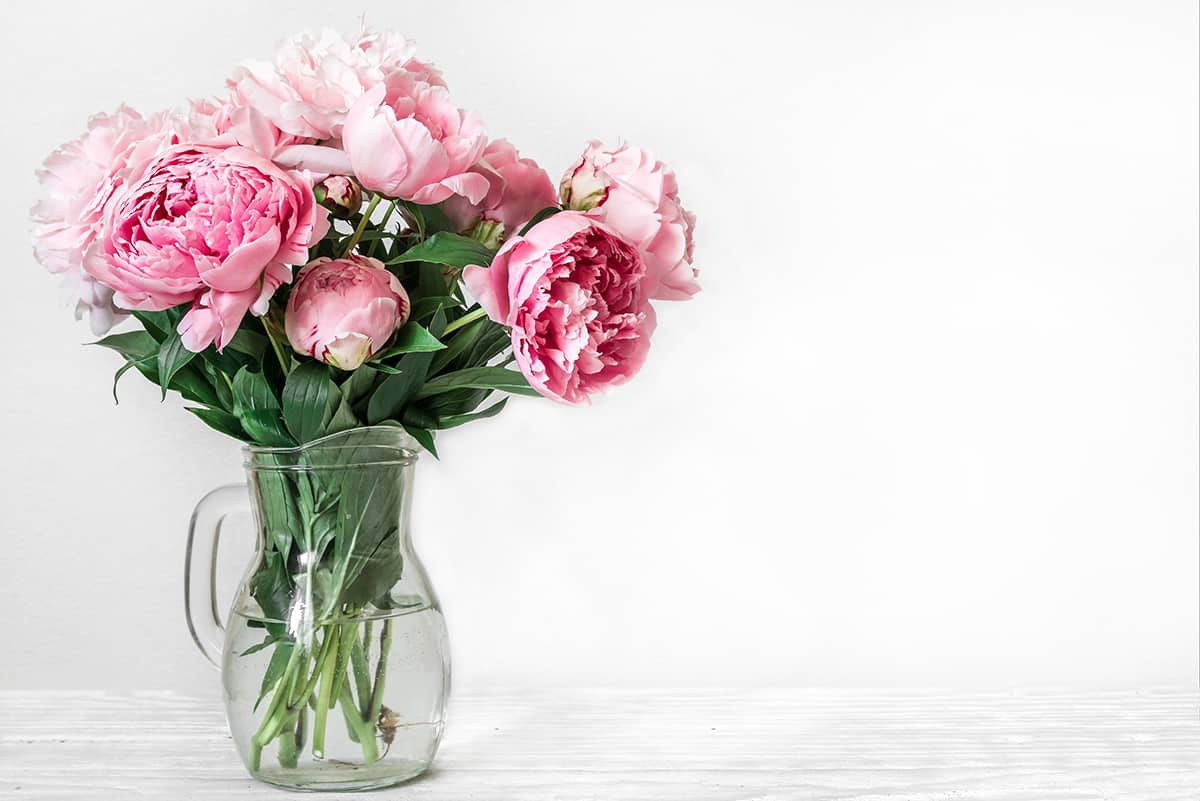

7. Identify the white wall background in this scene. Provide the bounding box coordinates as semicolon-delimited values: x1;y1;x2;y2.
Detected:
0;0;1195;692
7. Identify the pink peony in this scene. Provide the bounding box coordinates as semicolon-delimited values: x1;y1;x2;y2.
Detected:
85;144;329;352
186;97;353;177
31;106;182;334
228;28;444;141
463;211;655;405
285;255;410;370
561;141;699;301
342;77;488;204
443;139;557;243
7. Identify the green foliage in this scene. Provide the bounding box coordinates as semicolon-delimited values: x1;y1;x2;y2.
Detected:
87;191;542;456
366;353;434;424
385;231;494;269
186;406;246;439
156;331;197;401
372;323;445;359
416;366;539;398
281;362;338;444
233;368;294;447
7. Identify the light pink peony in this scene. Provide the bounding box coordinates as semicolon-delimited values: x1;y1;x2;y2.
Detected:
228;28;445;141
342;77;488;204
285;255;410;370
85;144;329;352
561;141;699;301
186;97;353;177
463;211;655;405
31;106;182;334
443;139;557;243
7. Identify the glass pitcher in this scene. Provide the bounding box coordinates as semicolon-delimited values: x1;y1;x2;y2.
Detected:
185;426;450;791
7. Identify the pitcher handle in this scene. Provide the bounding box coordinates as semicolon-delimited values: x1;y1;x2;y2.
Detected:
185;484;248;668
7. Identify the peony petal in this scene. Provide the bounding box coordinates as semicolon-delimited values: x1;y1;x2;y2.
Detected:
274;144;354;176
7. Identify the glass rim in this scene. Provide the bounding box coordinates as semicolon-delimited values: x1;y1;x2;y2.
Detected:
242;425;421;469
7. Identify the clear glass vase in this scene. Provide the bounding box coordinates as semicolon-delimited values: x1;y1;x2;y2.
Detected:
185;426;450;791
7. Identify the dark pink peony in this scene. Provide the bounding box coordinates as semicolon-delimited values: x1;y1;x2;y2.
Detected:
463;211;655;404
85;144;329;352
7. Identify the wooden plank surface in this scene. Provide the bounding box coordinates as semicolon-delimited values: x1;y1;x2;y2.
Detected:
1;689;1197;799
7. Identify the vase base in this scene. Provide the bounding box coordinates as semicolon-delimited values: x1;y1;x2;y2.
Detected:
252;758;434;792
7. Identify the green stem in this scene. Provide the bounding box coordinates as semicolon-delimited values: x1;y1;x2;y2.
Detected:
350;631;373;719
293;704;308;754
327;623;357;717
276;717;299;769
261;319;290;377
441;307;488;337
339;681;380;763
248;640;306;771
310;629;340;758
342;194;382;257
367;620;393;727
366;201;398;259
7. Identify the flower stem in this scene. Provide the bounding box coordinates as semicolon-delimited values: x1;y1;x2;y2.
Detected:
342;194;382;257
350;629;373;717
260;316;291;376
441;307;488;337
339;682;380;763
367;620;393;727
310;629;340;758
367;201;398;259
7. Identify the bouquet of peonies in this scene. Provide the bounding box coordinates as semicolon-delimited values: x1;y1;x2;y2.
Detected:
33;28;697;429
31;27;697;787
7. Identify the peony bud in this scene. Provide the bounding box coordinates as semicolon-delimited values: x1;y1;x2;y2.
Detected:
285;255;410;370
315;175;363;216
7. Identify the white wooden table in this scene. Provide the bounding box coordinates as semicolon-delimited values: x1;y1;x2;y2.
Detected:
1;689;1197;799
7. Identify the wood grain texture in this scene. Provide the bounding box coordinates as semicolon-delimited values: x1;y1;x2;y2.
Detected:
1;689;1197;800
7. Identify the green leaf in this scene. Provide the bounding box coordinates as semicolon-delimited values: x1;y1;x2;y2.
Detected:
400;404;438;430
226;329;269;362
240;635;282;657
91;331;157;360
112;355;154;403
157;331;197;401
255;640;294;710
171;368;221;407
436;398;508;429
281;362;337;444
373;323;445;359
203;362;235;410
518;206;561;236
324;394;360;434
186;406;246;440
402;425;438;458
429;317;487;375
232;368;294;447
131;308;181;342
365;352;434;424
422;387;492;418
339;367;379;406
409;295;458;322
414;366;540;398
400;201;454;237
369;363;404;375
387;231;494;268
